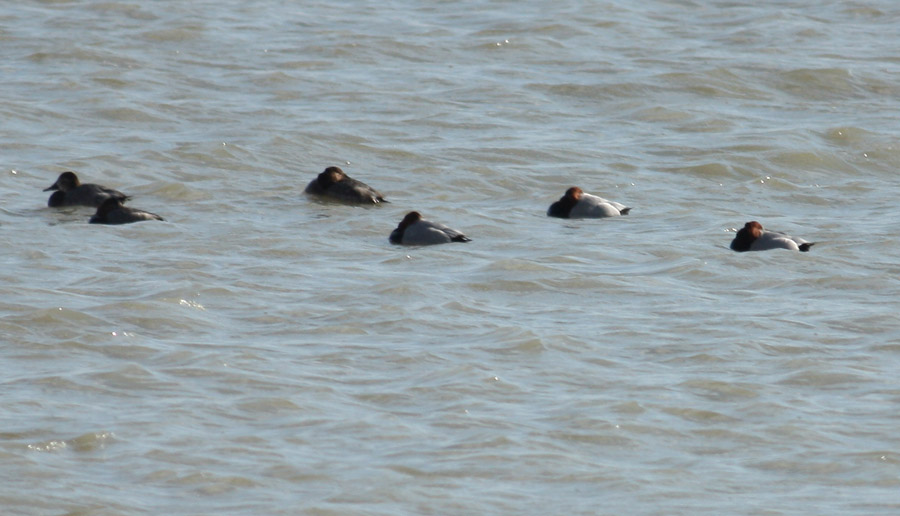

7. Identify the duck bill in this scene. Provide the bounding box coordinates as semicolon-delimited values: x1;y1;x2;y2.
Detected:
43;182;59;192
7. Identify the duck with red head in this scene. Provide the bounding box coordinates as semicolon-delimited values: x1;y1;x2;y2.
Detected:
305;166;386;204
730;221;814;252
547;186;630;218
44;171;130;208
389;211;471;245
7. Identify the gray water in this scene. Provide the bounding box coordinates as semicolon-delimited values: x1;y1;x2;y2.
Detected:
2;1;900;515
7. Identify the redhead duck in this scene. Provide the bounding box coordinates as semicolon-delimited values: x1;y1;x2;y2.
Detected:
305;166;386;204
547;186;630;218
730;221;814;252
89;198;163;225
44;171;130;208
390;211;470;245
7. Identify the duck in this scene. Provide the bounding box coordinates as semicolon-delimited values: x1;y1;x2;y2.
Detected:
389;211;471;245
305;166;386;204
730;221;814;252
44;171;130;208
89;198;164;225
547;186;630;218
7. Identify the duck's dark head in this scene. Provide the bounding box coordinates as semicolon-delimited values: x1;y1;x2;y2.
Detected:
547;186;583;218
398;211;422;230
44;171;80;192
731;221;764;252
564;186;583;201
95;197;124;216
317;166;346;187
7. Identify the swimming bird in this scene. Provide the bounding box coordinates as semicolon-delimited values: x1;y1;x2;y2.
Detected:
547;186;630;218
389;211;470;245
44;171;130;208
89;198;164;225
305;166;386;204
730;221;814;252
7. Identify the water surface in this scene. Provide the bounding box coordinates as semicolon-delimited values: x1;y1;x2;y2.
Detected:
2;1;900;514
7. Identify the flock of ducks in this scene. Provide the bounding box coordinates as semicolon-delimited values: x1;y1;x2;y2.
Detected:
43;167;815;252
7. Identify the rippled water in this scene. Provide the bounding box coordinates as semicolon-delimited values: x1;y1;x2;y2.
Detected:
3;1;900;514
